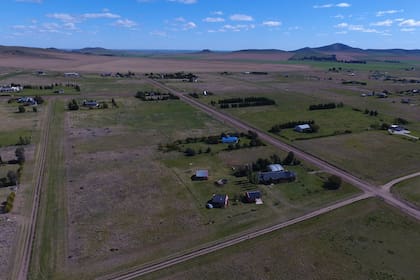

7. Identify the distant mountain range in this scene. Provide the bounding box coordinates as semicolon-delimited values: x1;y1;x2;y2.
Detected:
1;43;420;61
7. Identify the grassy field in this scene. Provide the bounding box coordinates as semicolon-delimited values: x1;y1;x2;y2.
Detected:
32;97;360;279
392;176;420;209
296;131;420;184
144;198;420;280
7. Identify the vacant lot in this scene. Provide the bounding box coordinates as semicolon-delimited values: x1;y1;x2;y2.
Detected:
392;176;420;209
145;198;420;280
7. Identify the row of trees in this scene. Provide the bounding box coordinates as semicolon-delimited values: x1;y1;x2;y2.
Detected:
216;97;276;108
135;91;179;101
309;102;343;111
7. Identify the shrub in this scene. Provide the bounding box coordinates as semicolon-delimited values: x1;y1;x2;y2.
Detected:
18;105;26;113
324;175;342;190
68;99;79;110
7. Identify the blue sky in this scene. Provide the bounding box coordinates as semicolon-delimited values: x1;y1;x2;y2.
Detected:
1;0;420;50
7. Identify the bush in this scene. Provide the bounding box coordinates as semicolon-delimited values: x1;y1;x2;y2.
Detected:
184;148;196;157
68;99;79;110
18;105;26;113
324;175;342;190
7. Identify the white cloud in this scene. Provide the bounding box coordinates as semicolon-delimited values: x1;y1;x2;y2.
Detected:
336;2;350;8
334;14;345;19
82;13;120;19
376;9;404;17
401;28;415;32
47;13;77;23
212;11;223;16
220;24;255;32
399;19;420;27
371;19;393;27
335;22;349;28
113;19;137;28
314;3;350;8
230;14;254;21
168;0;197;4
184;21;197;30
262;21;282;27
335;22;381;33
203;17;225;23
314;4;334;8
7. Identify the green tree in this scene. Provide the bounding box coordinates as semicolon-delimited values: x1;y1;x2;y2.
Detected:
324;175;342;190
283;151;295;165
15;147;25;164
18;105;26;113
7;171;17;186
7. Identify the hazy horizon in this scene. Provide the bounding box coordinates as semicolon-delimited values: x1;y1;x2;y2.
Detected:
1;0;420;50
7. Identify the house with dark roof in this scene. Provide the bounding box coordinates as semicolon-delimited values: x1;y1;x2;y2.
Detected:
258;171;296;185
211;194;229;208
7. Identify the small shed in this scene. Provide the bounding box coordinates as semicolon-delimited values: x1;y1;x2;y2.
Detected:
244;191;262;203
294;124;311;133
211;194;229;208
193;169;208;181
221;136;239;144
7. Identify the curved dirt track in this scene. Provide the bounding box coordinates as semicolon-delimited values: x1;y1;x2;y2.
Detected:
382;171;420;192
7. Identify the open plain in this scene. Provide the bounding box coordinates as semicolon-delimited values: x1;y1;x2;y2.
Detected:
0;45;419;280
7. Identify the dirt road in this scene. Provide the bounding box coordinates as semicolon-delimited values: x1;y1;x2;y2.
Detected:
98;192;372;280
382;171;420;192
13;102;52;280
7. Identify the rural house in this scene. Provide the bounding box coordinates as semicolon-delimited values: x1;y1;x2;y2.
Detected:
210;194;229;208
258;170;296;185
294;124;311;133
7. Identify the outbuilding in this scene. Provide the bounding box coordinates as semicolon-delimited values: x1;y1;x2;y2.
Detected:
211;194;229;208
221;136;239;144
294;124;311;133
244;190;262;203
192;169;209;181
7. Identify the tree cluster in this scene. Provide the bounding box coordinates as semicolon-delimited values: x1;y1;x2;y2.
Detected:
342;81;367;85
217;97;276;108
68;99;79;110
146;72;197;80
323;175;342;190
2;192;16;213
364;109;378;116
309;102;343;111
135;91;179;101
